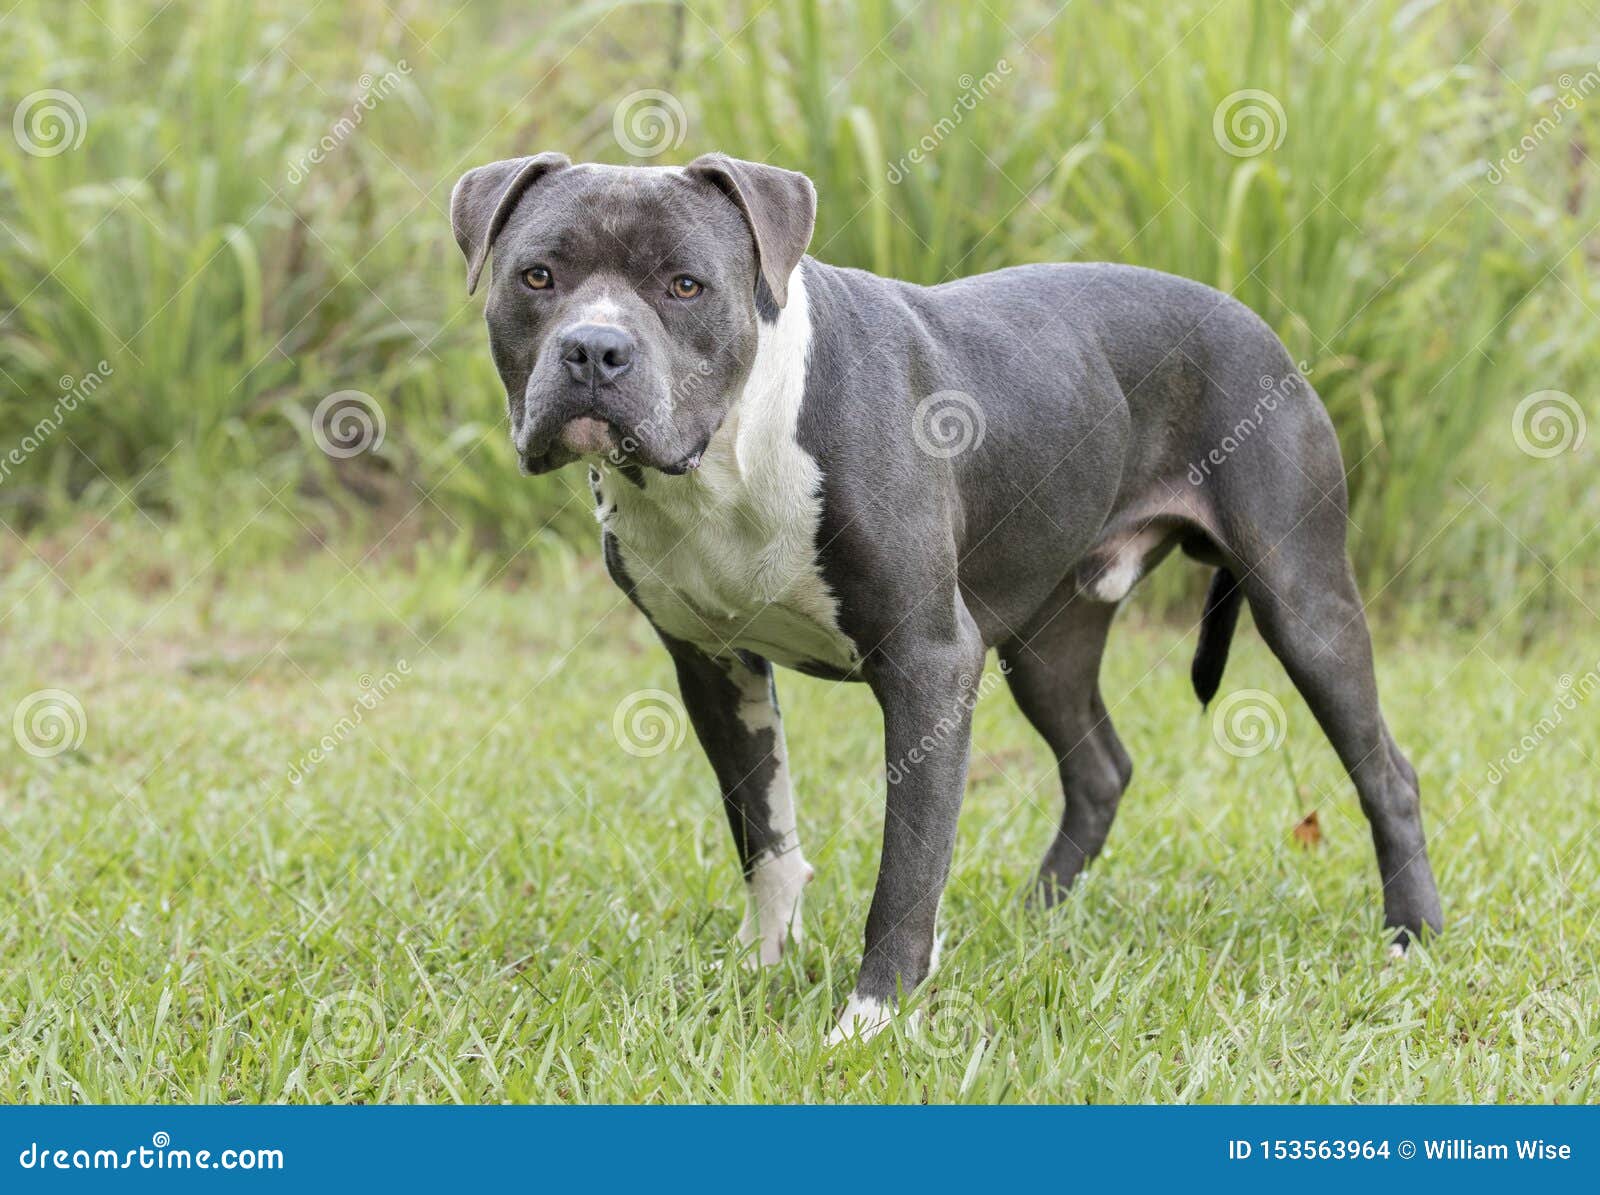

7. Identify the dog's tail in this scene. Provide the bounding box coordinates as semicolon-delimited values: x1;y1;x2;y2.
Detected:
1192;567;1244;708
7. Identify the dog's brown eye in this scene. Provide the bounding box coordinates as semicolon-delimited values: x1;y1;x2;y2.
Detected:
670;275;703;299
522;266;553;290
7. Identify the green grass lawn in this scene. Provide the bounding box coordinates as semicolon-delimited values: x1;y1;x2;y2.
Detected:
2;526;1597;1103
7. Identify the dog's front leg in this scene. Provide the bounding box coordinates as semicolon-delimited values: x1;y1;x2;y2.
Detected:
830;608;987;1043
664;638;812;966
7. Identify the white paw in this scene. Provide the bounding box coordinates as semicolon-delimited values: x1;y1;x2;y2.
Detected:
1387;941;1408;961
825;993;892;1046
738;850;814;966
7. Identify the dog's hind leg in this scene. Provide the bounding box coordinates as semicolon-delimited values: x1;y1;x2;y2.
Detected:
1000;595;1132;904
1189;392;1445;949
664;641;813;966
1171;336;1441;946
1236;540;1442;947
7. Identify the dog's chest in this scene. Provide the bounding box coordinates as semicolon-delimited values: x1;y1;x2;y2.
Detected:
597;269;860;676
600;453;855;674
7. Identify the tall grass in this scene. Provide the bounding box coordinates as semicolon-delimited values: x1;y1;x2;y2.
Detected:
0;0;1595;623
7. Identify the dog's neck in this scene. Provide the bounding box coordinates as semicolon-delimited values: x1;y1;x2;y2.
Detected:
619;262;815;512
595;263;836;618
709;262;813;484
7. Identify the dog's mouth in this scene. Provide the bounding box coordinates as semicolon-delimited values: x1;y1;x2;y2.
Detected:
558;415;615;457
518;416;706;476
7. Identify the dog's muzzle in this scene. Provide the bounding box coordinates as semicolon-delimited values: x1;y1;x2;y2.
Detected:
558;324;635;389
515;332;709;474
557;415;616;456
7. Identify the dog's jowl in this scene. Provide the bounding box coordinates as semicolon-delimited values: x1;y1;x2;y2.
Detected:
450;152;1444;1043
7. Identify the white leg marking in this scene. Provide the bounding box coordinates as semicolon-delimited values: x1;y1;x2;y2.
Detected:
826;905;940;1043
738;843;813;966
733;667;812;967
826;993;891;1046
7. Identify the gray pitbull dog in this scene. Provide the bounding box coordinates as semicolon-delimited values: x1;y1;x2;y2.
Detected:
450;152;1443;1041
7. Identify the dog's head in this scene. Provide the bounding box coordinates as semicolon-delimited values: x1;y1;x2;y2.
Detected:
450;153;816;475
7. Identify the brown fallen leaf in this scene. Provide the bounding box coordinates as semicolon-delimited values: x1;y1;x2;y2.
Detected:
1292;809;1322;849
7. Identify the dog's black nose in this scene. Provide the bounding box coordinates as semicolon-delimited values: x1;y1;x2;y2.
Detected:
559;324;634;387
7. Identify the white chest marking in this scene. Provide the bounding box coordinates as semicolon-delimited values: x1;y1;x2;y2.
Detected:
598;266;859;675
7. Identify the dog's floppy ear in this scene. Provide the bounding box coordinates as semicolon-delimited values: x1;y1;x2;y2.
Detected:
450;152;571;295
685;153;816;310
